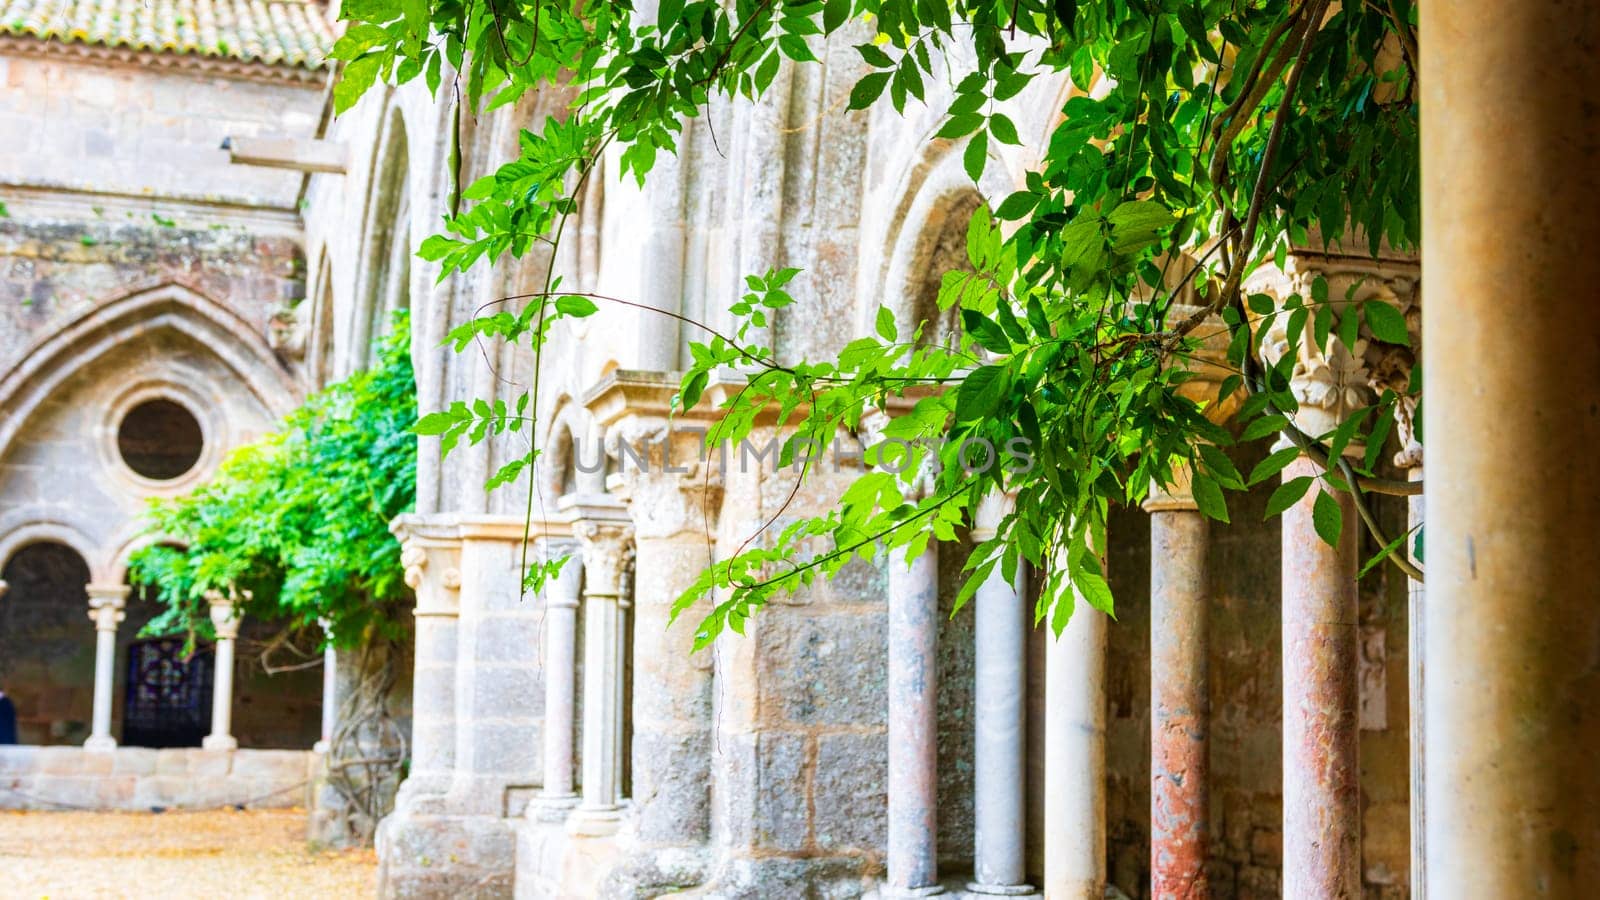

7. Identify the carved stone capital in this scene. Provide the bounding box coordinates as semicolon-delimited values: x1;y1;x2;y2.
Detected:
86;583;127;632
574;517;635;600
1144;460;1199;513
604;418;725;540
391;513;464;616
205;588;245;640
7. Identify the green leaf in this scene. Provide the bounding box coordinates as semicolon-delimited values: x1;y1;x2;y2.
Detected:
1265;475;1315;519
1074;569;1114;616
778;34;818;62
334;55;381;114
1189;471;1229;523
875;306;897;341
848;72;891;109
1197;444;1244;489
856;43;894;67
678;369;709;411
1363;299;1410;345
989;113;1021;145
1312;489;1343;547
961;308;1010;353
1239;413;1288;443
963;130;988;182
1248;445;1302;485
995;190;1038;221
823;0;850;34
555;295;599;317
954;365;1008;422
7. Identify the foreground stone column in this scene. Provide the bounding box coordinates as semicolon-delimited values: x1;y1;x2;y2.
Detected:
1404;458;1424;898
568;506;634;837
316;618;336;754
968;495;1035;897
203;589;245;751
532;538;583;818
391;516;463;804
84;583;127;752
1145;466;1210;899
1043;550;1107;899
1280;452;1359;900
1421;1;1600;891
887;540;944;896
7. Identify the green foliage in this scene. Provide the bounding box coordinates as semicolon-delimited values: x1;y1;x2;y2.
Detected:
332;0;1423;644
129;315;418;649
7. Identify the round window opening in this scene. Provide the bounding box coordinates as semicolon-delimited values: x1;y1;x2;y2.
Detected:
117;399;204;481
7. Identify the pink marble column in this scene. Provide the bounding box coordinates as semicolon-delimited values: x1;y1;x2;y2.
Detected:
1280;456;1360;899
886;541;944;896
1145;468;1210;899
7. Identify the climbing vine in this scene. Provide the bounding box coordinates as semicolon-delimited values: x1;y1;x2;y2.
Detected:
333;0;1422;643
130;314;416;840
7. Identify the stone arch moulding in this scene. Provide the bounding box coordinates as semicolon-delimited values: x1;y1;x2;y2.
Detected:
0;281;302;468
0;514;105;582
857;128;1018;341
102;528;187;588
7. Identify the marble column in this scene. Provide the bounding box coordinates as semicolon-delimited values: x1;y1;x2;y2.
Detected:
568;509;634;837
1421;0;1600;890
84;583;127;752
532;538;583;818
886;540;944;896
1145;465;1210;899
203;589;245;751
1043;552;1108;900
315;618;336;755
1280;451;1359;900
1403;457;1423;900
968;495;1035;897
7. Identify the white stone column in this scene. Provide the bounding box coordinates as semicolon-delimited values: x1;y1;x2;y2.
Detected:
391;515;463;805
886;540;944;896
203;588;245;751
315;618;336;754
84;583;127;752
568;506;634;837
1043;548;1107;899
968;494;1036;897
533;537;583;818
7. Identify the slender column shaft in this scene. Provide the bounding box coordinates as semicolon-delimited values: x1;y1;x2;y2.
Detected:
569;517;632;837
203;590;243;751
1404;464;1424;900
539;546;583;807
969;560;1033;895
1280;457;1359;899
1421;0;1600;889
1148;494;1210;899
886;542;943;895
1044;573;1107;899
84;585;125;752
316;619;336;754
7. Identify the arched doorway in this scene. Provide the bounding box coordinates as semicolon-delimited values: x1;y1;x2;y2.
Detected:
0;542;93;745
119;558;213;748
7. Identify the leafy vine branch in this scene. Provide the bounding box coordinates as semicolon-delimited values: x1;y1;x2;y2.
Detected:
343;0;1423;636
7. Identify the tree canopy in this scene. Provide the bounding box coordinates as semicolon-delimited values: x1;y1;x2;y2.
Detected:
335;0;1421;644
130;315;417;650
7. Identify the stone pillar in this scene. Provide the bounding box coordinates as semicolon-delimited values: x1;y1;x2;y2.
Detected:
532;537;583;818
1421;1;1600;891
1403;458;1424;899
1279;450;1360;900
886;540;943;896
611;448;720;851
568;504;634;837
390;514;463;805
1043;554;1108;900
968;494;1035;897
1145;465;1210;899
316;618;336;755
203;589;245;751
84;583;127;752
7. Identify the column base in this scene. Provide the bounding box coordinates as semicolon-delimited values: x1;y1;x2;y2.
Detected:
312;740;330;754
965;883;1040;897
202;734;238;751
879;887;946;898
527;793;578;823
83;735;117;753
567;803;624;836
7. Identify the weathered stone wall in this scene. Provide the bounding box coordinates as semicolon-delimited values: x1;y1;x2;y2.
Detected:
0;745;315;811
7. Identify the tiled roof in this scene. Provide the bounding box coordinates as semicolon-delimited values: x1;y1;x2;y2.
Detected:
0;0;335;69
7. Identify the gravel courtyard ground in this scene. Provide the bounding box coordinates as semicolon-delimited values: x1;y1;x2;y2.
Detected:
0;808;375;899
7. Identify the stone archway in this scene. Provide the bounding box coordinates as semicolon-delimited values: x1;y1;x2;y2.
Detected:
0;541;94;745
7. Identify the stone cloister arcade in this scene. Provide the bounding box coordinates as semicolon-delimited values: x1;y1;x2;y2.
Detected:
2;0;1598;897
